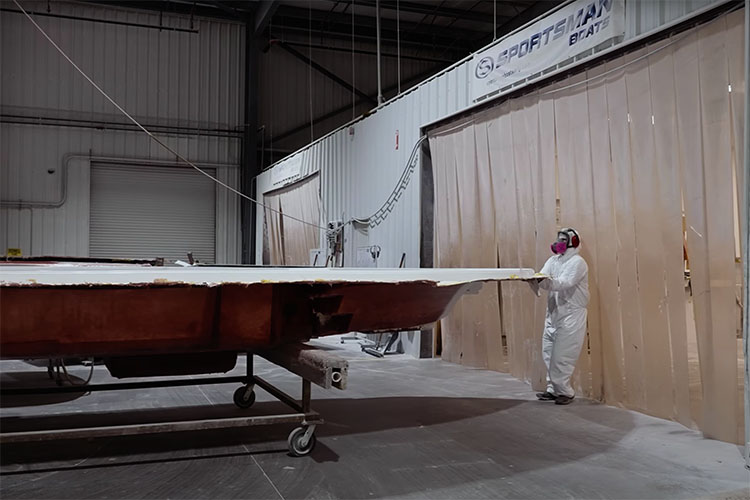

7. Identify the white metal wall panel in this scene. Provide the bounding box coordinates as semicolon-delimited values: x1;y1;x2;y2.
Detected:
0;2;242;262
1;1;244;128
90;164;216;263
625;0;718;39
0;124;241;261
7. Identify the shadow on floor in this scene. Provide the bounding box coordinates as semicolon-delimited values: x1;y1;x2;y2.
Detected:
0;395;635;476
0;371;89;407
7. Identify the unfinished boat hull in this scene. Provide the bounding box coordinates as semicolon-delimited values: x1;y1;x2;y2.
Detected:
0;263;536;360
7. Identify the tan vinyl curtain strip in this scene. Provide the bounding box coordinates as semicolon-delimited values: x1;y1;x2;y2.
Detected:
429;9;745;444
264;194;284;266
263;174;321;266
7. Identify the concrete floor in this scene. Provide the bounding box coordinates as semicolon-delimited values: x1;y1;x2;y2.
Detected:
1;338;748;500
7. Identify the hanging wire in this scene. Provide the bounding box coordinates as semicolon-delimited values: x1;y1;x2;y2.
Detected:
351;0;356;121
308;1;314;143
12;0;327;232
396;0;401;94
493;0;497;41
269;17;274;166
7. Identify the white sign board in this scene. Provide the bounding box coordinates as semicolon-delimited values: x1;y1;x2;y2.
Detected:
271;150;307;188
471;0;624;101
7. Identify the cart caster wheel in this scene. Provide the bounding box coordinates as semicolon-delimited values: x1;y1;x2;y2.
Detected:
288;426;316;457
233;386;256;409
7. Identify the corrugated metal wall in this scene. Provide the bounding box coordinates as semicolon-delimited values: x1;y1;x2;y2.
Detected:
0;1;243;262
625;0;719;38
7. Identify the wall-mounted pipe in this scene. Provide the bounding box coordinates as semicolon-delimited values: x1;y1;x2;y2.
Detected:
0;8;199;33
0;155;238;209
0;114;242;139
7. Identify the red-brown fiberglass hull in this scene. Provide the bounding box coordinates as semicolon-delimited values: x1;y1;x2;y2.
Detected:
0;263;536;359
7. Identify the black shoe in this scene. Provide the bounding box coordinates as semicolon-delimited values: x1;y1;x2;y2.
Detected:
536;391;556;401
555;395;574;405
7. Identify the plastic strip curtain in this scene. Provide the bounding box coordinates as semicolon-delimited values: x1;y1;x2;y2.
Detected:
429;9;745;443
263;174;321;266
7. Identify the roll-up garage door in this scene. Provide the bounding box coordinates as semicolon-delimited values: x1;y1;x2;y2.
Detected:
90;164;216;263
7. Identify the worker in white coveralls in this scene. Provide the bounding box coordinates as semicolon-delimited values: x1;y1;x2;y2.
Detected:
529;228;589;405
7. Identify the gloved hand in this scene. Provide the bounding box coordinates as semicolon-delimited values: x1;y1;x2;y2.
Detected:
527;277;546;297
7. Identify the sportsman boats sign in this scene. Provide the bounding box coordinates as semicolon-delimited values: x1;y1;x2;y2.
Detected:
471;0;624;101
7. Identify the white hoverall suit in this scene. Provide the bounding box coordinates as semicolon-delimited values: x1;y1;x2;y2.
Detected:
538;244;589;398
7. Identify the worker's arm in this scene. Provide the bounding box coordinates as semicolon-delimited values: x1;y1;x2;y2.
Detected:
539;257;587;292
528;257;554;296
539;257;553;277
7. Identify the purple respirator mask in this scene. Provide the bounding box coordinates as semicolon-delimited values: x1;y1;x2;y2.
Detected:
551;241;568;254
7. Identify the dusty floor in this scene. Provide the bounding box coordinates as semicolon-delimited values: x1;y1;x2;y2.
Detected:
0;337;748;500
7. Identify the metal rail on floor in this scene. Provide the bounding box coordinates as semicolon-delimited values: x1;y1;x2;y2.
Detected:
0;350;345;457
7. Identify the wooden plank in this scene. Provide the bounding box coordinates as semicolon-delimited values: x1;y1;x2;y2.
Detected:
587;59;626;406
696;18;740;443
553;72;592;397
258;343;348;390
606;49;648;411
626;49;675;419
648;43;693;427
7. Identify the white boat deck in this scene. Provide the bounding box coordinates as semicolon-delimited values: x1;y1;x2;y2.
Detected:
0;265;539;287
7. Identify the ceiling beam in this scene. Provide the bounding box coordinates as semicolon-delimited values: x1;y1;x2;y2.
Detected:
83;0;250;21
271;25;469;59
274;5;492;41
254;0;278;34
270;61;446;144
275;41;378;106
349;0;517;24
271;11;476;53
